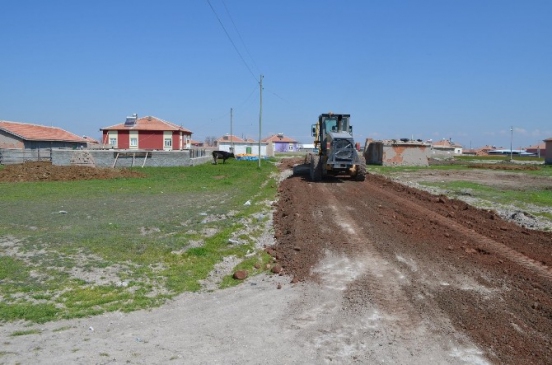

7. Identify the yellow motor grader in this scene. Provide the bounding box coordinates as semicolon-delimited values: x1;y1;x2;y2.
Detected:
308;113;366;181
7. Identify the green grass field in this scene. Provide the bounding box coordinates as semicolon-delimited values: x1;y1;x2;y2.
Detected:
0;160;278;323
368;160;552;227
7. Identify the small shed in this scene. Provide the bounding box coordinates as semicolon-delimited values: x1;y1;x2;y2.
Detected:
364;139;431;166
544;137;552;165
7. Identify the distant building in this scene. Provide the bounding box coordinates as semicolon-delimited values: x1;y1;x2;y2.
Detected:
262;133;299;152
0;120;86;149
431;139;463;155
100;115;192;151
525;142;546;158
215;134;245;148
215;134;266;155
190;139;204;147
82;135;101;149
544;137;552;165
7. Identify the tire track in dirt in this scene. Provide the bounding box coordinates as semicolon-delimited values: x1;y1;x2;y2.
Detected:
281;180;490;364
273;162;552;364
317;183;421;328
348;180;552;282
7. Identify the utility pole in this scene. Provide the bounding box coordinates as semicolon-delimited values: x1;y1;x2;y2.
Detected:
230;108;234;153
510;126;513;161
258;74;263;168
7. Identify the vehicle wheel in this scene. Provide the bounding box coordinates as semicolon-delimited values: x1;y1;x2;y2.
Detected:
354;155;366;181
310;155;322;182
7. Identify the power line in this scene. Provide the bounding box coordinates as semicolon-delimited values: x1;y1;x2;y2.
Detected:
236;85;258;111
266;89;290;104
221;0;261;74
206;85;258;122
205;0;258;83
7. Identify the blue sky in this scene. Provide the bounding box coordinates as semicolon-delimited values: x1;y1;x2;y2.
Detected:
1;1;551;149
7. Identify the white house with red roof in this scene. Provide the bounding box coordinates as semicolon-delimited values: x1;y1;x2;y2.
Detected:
100;115;192;151
215;134;245;146
0;120;87;149
262;133;299;153
215;134;268;155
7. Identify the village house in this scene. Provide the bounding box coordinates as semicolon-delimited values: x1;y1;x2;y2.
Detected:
100;115;192;151
525;142;546;158
215;134;268;155
0;120;86;149
262;133;299;153
431;139;463;156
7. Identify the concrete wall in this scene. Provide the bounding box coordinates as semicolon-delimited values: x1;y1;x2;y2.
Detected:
0;148;51;164
364;141;429;166
51;149;211;168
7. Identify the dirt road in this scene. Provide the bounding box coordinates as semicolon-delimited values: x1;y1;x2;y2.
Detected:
1;160;551;364
272;161;552;364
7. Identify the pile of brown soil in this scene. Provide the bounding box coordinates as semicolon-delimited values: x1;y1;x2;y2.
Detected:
0;161;144;182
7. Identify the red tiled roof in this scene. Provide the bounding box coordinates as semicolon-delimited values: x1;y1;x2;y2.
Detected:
101;116;192;134
216;134;245;143
0;120;86;143
525;142;546;150
262;134;297;143
544;137;552;142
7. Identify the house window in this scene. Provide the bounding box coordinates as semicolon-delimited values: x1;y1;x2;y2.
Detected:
288;144;294;151
130;137;138;147
164;138;172;148
109;138;117;146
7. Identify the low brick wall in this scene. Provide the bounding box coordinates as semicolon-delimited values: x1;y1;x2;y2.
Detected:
51;149;211;167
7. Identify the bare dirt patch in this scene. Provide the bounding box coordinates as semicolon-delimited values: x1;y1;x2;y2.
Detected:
272;159;552;364
393;167;552;190
0;161;143;182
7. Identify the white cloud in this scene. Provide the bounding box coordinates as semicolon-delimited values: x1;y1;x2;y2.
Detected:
514;127;527;135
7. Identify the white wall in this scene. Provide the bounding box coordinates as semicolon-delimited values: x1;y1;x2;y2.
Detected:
218;142;268;156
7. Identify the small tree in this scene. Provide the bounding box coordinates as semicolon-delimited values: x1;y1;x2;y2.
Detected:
204;136;217;147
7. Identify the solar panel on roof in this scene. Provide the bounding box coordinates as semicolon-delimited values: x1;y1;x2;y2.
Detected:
124;114;137;127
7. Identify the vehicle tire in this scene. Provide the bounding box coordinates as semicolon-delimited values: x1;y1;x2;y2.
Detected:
310;155;323;182
354;155;366;181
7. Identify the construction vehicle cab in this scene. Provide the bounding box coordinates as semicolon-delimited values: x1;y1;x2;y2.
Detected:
309;113;366;182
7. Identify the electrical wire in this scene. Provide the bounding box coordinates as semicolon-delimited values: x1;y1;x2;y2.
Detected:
205;0;259;83
221;0;261;75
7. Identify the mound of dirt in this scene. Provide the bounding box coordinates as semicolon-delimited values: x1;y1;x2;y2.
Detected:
0;161;144;182
469;163;540;171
